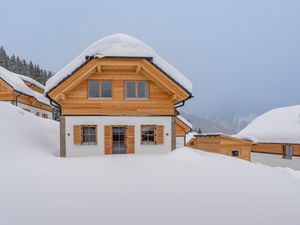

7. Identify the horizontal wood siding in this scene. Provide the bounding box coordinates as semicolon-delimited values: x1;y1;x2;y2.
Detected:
253;143;300;156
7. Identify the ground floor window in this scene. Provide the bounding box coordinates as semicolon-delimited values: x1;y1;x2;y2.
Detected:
42;113;48;119
232;150;239;157
141;125;155;144
283;145;293;159
82;126;97;144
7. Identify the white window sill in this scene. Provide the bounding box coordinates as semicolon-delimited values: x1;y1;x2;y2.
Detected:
88;97;112;100
125;97;149;101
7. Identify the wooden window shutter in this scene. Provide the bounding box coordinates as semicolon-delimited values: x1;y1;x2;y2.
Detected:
155;125;164;144
104;125;112;155
73;125;82;145
126;126;135;154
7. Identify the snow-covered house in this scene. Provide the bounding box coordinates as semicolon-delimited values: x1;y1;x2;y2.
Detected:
45;33;193;157
236;105;300;169
0;66;53;119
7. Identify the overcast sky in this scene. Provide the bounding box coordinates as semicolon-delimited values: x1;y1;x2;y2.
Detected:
1;0;299;116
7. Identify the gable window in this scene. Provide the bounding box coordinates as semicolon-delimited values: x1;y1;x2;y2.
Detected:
88;80;112;98
82;126;97;144
141;125;155;144
125;81;148;99
283;145;293;159
232;150;239;157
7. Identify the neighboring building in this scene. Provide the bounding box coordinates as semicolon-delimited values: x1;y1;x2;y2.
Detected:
188;133;252;161
236;105;300;170
45;33;192;157
0;66;53;119
176;115;192;148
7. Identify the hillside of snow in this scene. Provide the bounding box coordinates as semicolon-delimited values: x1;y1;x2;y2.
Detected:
237;105;300;144
1;102;300;225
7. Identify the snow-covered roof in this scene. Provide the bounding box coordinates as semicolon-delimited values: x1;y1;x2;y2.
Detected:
236;105;300;144
177;115;193;129
18;74;45;90
0;66;51;106
45;33;192;94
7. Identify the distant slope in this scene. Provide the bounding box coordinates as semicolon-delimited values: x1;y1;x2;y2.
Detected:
181;111;256;134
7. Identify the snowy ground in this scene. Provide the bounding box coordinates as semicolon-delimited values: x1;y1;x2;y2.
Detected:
1;102;300;225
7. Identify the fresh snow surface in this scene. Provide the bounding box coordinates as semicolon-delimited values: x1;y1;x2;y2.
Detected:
1;102;300;225
0;66;50;106
237;105;300;144
45;33;192;93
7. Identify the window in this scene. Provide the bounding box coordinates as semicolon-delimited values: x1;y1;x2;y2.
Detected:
125;81;148;98
23;108;30;112
101;81;112;97
141;125;155;144
232;150;239;157
88;80;112;98
88;80;99;97
36;112;40;117
283;145;293;159
82;126;97;144
42;113;48;119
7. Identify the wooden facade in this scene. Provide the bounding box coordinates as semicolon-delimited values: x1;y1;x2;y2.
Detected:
23;81;44;94
48;58;190;116
176;118;192;144
188;134;252;161
252;143;300;156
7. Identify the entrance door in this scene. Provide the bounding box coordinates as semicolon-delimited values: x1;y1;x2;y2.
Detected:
112;127;126;154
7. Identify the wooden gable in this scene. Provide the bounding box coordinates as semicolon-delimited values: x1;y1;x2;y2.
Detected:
176;118;192;136
48;58;190;116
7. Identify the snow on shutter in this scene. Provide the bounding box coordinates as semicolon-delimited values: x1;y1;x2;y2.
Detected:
126;126;135;154
73;125;82;145
104;125;112;155
156;125;164;144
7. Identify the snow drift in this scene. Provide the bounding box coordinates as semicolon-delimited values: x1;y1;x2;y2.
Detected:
1;102;300;225
237;105;300;144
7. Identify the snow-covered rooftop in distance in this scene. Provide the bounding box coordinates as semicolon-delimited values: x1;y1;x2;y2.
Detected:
0;66;50;106
236;105;300;144
18;74;45;90
177;115;193;129
46;33;192;94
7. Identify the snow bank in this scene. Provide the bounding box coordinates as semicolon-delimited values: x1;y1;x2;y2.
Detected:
45;33;192;94
18;74;46;90
1;102;300;225
237;105;300;144
0;66;51;106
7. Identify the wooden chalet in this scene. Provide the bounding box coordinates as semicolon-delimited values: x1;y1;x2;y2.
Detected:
45;33;193;157
0;66;53;119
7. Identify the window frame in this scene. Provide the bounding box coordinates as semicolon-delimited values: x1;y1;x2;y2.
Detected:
283;145;293;159
141;125;156;145
81;125;97;145
125;80;149;100
88;80;113;100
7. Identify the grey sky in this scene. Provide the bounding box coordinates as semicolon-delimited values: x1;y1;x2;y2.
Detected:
1;0;299;116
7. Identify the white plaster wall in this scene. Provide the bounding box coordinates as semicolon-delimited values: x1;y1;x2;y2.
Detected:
176;137;185;148
16;102;53;119
252;153;300;171
65;116;173;157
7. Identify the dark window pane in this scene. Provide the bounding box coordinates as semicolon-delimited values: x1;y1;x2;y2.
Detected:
126;81;136;98
101;81;112;97
88;81;99;97
138;81;148;98
141;126;155;144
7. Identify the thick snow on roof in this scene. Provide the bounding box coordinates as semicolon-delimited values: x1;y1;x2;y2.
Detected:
18;74;45;90
177;115;193;129
46;33;192;94
237;105;300;144
0;66;50;106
